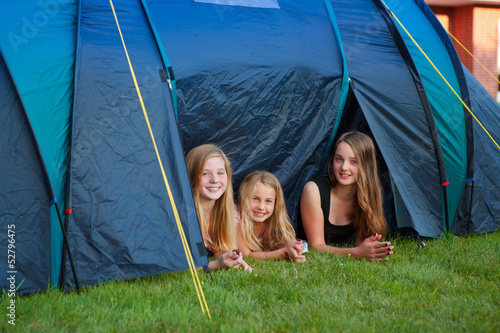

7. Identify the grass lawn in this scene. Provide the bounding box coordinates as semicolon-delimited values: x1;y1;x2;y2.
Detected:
2;231;499;332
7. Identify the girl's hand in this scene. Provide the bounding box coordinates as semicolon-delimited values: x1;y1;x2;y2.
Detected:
216;251;253;272
284;240;306;263
355;234;394;261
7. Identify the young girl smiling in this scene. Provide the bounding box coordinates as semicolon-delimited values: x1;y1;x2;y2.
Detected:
186;144;252;272
298;131;393;260
236;171;305;262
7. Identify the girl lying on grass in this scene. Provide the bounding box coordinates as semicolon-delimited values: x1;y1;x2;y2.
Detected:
186;144;252;272
298;131;394;261
236;170;306;262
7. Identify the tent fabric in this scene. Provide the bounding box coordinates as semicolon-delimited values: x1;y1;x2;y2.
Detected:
1;0;499;295
64;0;208;288
322;0;350;162
139;0;179;120
145;0;347;223
331;0;445;237
0;0;77;285
384;0;467;232
452;65;500;235
0;50;52;294
414;0;475;183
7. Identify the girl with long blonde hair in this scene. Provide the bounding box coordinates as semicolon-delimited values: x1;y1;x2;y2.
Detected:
186;144;251;271
299;131;394;260
236;170;305;262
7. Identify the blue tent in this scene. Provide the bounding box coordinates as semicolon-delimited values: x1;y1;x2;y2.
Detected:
1;0;499;294
0;0;208;294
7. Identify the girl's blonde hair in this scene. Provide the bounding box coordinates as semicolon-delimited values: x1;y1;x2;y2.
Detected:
185;144;237;253
327;131;387;239
238;170;296;251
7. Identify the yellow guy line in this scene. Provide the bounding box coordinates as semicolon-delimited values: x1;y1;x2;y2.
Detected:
381;0;500;150
109;0;211;318
447;31;500;85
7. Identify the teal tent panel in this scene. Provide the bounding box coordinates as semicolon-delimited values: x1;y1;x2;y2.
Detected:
0;1;78;284
384;0;467;230
0;50;52;294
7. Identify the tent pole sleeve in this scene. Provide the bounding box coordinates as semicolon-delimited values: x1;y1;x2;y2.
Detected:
442;184;449;233
59;0;81;291
320;0;350;168
139;0;178;122
467;180;475;234
58;213;69;290
415;0;475;180
374;0;448;186
59;144;75;290
54;201;80;293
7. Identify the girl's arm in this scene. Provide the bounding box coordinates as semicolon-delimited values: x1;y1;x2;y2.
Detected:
300;181;391;260
236;222;305;262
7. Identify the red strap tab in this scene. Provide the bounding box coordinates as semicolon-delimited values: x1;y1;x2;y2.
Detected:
65;209;73;214
441;181;449;186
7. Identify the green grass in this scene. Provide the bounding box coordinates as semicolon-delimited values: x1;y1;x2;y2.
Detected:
2;231;499;332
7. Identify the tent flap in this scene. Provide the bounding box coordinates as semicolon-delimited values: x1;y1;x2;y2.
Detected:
64;0;207;288
0;50;52;294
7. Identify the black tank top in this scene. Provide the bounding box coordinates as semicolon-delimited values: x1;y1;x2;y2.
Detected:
297;175;356;244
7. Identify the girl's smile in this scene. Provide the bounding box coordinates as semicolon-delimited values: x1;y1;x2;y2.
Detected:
333;142;359;186
198;157;227;204
248;182;276;223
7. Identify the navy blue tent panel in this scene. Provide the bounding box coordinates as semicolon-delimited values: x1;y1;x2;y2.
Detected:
64;0;207;288
453;65;500;235
0;51;52;294
146;0;346;223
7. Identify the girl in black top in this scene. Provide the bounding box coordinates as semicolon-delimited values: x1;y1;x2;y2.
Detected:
299;132;394;260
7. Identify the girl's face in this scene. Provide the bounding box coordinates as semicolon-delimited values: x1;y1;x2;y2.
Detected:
198;157;227;203
248;182;276;223
333;142;359;187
